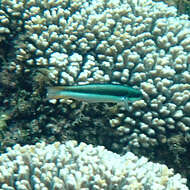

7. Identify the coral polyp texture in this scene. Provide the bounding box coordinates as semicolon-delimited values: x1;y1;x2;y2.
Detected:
1;0;190;152
0;141;188;190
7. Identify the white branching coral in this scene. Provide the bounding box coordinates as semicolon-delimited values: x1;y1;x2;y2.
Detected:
0;141;188;190
0;0;190;151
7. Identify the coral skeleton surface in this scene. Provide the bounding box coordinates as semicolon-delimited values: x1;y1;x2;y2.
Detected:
0;0;190;151
0;141;188;190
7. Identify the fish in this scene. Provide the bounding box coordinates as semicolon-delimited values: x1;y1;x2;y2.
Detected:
47;84;143;109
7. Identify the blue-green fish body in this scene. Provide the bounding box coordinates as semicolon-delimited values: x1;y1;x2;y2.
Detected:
47;84;142;109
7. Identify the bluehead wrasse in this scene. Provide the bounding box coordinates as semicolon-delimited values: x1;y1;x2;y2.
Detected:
47;84;142;109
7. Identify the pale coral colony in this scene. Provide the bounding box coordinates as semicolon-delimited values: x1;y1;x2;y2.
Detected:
0;0;190;189
0;141;188;190
1;0;190;148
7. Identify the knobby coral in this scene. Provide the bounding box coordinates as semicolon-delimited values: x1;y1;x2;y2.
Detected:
0;140;188;190
0;0;190;162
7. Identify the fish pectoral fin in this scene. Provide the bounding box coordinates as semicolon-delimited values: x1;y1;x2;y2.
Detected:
121;96;129;111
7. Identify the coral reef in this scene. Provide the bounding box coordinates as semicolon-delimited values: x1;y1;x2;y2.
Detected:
0;0;190;187
153;0;190;15
0;140;188;190
1;0;190;151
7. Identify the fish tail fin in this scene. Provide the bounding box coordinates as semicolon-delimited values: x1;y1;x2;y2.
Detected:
47;87;64;99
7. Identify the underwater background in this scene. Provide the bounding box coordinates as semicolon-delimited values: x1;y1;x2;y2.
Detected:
0;0;190;189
